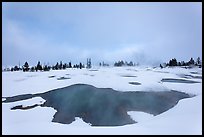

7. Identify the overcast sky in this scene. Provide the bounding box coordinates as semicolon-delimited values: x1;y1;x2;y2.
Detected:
2;2;202;66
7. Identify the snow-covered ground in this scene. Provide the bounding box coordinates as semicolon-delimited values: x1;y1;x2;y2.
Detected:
2;66;202;135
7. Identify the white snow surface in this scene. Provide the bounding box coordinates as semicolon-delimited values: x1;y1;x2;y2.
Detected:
2;66;202;135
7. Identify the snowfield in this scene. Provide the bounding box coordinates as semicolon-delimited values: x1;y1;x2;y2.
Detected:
2;66;202;135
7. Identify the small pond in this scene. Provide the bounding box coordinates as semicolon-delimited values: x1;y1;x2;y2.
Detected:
2;84;192;126
48;75;56;78
57;77;71;80
120;75;137;78
129;82;141;85
178;74;202;79
161;78;200;84
89;69;98;71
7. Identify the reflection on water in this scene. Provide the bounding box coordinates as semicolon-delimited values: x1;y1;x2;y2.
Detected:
3;84;192;126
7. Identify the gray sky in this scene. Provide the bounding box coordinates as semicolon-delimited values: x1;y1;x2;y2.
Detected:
2;2;202;66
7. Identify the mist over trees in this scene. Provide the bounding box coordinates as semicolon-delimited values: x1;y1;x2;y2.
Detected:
114;60;135;67
86;58;91;69
99;61;109;67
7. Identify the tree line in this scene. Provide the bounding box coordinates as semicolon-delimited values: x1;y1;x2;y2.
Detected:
6;61;85;72
3;57;202;72
160;57;202;68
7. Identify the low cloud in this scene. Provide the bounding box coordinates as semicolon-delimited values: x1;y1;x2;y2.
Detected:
2;2;202;66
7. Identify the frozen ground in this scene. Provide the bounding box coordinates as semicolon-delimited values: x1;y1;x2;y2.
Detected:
2;66;202;135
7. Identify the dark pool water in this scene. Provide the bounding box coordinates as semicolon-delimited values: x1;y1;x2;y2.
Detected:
161;78;201;83
190;71;201;74
129;82;141;85
2;84;192;126
89;70;98;71
57;77;71;80
48;76;56;78
178;74;202;79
